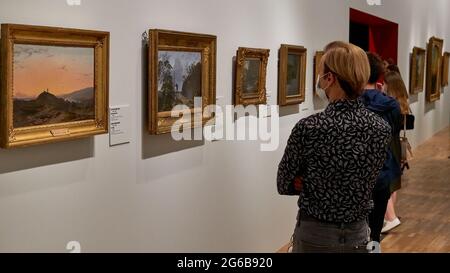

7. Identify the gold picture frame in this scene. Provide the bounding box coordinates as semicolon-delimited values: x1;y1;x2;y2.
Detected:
313;51;324;95
425;37;443;102
278;44;307;106
148;29;216;135
0;24;109;148
409;47;426;95
235;47;270;106
441;52;449;87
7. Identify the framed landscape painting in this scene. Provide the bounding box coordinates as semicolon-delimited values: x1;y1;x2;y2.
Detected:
0;24;109;148
234;47;270;106
425;37;443;102
409;47;426;95
148;29;216;135
441;52;449;88
313;51;324;95
278;44;307;106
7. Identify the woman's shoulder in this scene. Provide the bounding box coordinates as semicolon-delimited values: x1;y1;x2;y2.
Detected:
291;112;327;135
363;108;392;135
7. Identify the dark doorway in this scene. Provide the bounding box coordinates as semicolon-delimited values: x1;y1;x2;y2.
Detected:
349;8;399;64
350;22;369;52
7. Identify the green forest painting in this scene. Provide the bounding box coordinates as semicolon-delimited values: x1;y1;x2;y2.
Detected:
158;51;202;112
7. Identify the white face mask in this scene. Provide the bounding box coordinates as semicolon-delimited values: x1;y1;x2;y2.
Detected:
316;73;330;101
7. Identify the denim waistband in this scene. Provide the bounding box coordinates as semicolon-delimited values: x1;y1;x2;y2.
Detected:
296;210;370;247
298;210;367;229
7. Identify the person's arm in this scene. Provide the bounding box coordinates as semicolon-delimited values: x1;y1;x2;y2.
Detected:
277;123;305;196
393;107;402;135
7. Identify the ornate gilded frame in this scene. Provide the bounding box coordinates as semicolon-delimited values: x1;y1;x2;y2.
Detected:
441;52;449;88
313;51;324;95
234;47;270;106
0;24;109;148
425;37;443;102
278;44;307;106
409;47;426;95
148;29;216;135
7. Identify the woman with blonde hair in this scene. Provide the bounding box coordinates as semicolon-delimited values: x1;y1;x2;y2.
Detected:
277;41;392;253
381;70;410;233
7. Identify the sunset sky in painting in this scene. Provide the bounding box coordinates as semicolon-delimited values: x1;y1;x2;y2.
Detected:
13;44;94;99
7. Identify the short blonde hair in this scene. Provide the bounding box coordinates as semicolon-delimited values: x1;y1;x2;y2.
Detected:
322;41;370;99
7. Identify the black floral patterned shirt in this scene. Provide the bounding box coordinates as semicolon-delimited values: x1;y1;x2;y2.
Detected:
277;99;392;223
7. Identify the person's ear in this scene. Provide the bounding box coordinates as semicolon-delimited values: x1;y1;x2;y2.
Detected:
326;73;335;85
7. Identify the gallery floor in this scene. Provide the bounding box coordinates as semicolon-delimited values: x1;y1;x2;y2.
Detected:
278;127;450;253
382;127;450;253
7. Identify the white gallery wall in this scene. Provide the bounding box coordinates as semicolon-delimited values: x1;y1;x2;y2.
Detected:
0;0;448;252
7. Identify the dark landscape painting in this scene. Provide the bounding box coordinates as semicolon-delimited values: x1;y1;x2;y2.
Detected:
158;51;202;112
287;54;300;96
242;58;261;94
414;53;424;88
13;44;95;128
431;44;440;93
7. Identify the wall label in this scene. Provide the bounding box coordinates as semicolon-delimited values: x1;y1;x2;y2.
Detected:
109;105;131;146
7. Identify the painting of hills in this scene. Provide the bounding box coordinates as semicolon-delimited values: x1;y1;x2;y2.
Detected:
13;44;95;128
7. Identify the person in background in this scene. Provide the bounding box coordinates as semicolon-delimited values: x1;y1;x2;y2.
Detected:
277;41;391;253
386;64;402;77
361;52;402;247
381;70;410;233
383;58;395;69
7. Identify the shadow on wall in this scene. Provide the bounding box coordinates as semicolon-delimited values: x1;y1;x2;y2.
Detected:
140;36;204;160
142;134;204;159
279;105;300;117
0;138;94;174
0;137;94;198
409;93;419;104
425;100;436;114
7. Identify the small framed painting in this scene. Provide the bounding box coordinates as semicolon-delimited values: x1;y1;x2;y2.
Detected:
313;51;324;96
441;52;449;88
409;47;426;94
234;47;270;106
0;24;109;148
425;37;443;102
148;29;217;135
278;44;307;106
